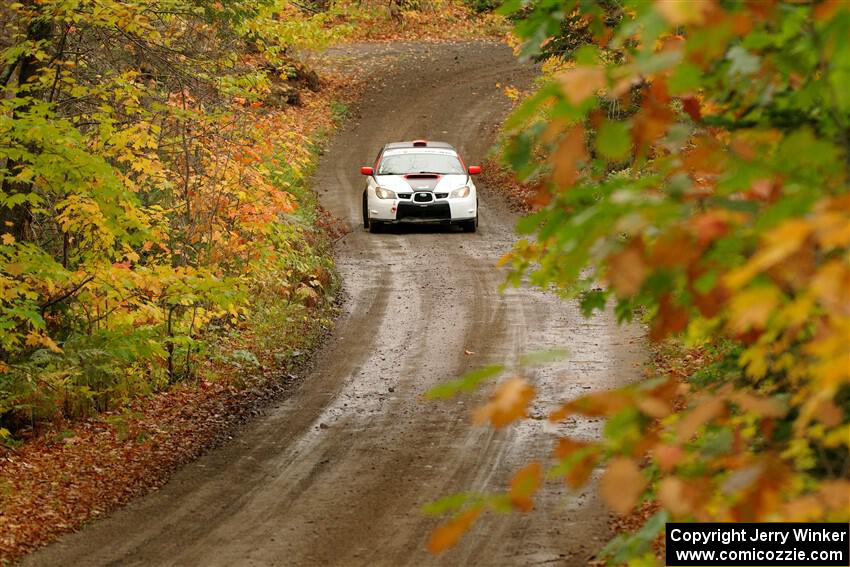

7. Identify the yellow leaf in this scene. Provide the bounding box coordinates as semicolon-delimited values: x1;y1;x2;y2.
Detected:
41;335;63;353
813;210;850;249
6;263;24;276
725;220;812;289
26;331;63;353
740;344;769;379
1;233;14;245
811;260;850;316
601;458;646;515
427;507;482;554
727;286;780;333
473;377;535;428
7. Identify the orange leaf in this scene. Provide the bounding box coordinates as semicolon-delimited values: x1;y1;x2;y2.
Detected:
557;66;605;106
655;0;715;25
473;377;535;428
653;444;685;473
781;496;824;521
658;476;691;517
600;458;646;515
554;437;591;459
637;396;671;418
509;461;543;512
566;451;600;489
676;396;725;442
427;507;482;554
551;125;587;189
818;480;850;511
607;240;648;296
681;96;701;121
814;0;845;21
729;391;785;418
632;80;674;152
549;390;632;421
814;399;843;427
650;293;690;341
650;228;696;268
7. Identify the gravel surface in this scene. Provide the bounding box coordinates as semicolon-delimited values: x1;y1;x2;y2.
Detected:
23;41;645;567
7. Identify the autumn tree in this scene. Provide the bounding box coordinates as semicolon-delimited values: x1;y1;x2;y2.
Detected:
0;0;340;435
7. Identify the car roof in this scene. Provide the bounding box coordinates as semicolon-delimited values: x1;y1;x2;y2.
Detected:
383;141;456;151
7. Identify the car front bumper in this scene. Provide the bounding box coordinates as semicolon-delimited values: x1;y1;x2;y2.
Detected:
368;195;476;223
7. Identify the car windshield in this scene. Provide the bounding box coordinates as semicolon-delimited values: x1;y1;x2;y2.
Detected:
377;152;464;175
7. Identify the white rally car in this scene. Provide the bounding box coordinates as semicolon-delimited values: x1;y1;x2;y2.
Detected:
360;140;480;233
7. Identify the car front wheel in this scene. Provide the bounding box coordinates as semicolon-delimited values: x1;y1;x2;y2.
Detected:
362;192;369;229
461;215;477;233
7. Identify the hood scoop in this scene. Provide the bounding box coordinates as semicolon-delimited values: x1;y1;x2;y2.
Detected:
404;173;440;192
404;174;440;179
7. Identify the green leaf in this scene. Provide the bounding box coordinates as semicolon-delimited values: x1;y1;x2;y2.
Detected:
579;289;608;317
595;120;631;161
422;492;481;515
425;364;506;400
600;510;669;564
518;348;569;366
668;62;703;94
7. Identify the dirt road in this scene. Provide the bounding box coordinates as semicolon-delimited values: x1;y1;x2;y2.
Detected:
24;41;644;567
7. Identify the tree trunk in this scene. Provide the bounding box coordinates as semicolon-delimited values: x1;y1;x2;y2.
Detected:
0;6;54;241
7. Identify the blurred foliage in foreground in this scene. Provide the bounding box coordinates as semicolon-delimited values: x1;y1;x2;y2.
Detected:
428;0;850;562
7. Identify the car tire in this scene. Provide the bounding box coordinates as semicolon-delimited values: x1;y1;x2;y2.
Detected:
362;192;369;229
369;220;382;233
461;216;477;233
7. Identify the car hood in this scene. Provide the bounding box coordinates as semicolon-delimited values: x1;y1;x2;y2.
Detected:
374;174;468;193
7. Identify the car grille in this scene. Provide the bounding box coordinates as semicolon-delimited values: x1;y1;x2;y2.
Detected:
413;192;433;203
397;201;451;221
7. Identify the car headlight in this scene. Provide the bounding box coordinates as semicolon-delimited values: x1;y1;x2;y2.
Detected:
375;186;396;199
450;185;471;198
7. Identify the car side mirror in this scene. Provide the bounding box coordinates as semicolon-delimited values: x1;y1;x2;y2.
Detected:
360;166;374;175
468;165;481;175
